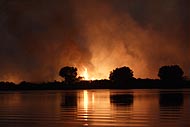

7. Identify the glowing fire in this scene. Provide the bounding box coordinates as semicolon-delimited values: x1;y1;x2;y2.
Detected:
81;67;89;80
79;67;97;80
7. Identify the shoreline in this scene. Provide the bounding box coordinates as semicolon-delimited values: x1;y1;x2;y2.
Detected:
0;79;190;91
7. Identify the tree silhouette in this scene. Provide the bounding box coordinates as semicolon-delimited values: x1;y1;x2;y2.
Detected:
109;66;134;84
59;66;77;84
158;65;184;80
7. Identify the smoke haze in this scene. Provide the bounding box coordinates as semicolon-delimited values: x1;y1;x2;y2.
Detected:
0;0;189;82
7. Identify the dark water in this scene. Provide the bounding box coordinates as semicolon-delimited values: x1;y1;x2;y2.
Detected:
0;89;189;127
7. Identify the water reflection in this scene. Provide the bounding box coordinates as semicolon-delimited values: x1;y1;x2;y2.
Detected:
59;90;190;127
0;92;21;107
61;92;77;108
76;90;111;126
159;91;184;123
0;90;189;127
110;93;133;106
159;92;184;107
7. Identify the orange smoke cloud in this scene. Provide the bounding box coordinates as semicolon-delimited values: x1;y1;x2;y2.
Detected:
74;0;189;79
0;0;189;83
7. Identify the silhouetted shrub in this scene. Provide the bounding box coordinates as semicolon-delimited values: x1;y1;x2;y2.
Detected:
109;66;134;84
59;66;77;84
158;65;184;81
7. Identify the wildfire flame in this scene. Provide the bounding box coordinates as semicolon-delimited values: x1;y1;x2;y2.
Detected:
80;67;96;80
83;67;89;80
81;67;89;80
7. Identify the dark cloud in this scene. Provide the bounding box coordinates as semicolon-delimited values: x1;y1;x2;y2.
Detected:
0;0;92;82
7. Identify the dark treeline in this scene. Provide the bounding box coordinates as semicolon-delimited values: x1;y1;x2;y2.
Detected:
0;65;190;90
0;79;190;90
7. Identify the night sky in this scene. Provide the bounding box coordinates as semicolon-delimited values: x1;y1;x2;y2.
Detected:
0;0;189;82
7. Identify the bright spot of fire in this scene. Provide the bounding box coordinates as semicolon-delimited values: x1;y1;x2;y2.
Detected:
83;67;89;80
79;67;89;80
79;67;96;80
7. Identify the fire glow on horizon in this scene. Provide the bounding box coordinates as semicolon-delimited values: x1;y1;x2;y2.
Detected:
80;67;89;80
79;67;96;81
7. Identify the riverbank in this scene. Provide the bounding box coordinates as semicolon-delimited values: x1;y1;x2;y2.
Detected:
0;79;190;91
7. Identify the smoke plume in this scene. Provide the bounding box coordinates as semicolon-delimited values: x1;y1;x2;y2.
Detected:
0;0;189;82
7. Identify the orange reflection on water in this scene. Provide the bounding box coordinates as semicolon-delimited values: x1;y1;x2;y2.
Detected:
78;90;111;109
83;90;88;111
77;90;111;124
83;90;88;121
77;90;160;126
0;92;21;106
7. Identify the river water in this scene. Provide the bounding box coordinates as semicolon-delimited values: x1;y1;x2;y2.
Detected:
0;89;189;127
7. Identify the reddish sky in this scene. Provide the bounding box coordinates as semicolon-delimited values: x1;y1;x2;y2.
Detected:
0;0;189;82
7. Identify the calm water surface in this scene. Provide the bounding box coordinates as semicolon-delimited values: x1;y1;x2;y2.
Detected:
0;89;189;127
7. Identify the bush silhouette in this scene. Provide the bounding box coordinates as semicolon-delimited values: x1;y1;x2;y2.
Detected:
109;66;134;84
158;65;184;80
59;66;77;84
